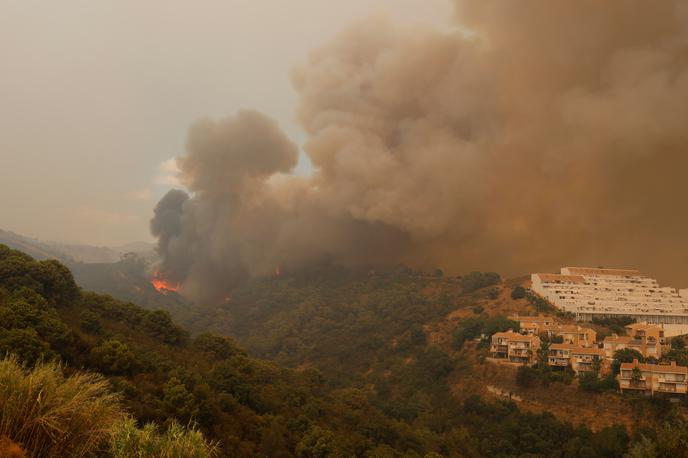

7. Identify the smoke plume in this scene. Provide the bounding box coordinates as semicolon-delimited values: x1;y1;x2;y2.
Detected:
152;1;688;302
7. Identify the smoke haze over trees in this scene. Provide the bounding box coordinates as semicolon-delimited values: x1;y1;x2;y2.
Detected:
152;0;688;302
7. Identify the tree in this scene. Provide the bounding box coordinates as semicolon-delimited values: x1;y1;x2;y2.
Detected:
90;339;136;375
614;349;645;363
612;348;644;374
142;310;186;345
296;426;346;458
511;286;526;300
579;371;601;392
79;310;103;335
671;336;686;350
461;272;501;294
193;333;243;360
162;378;199;423
0;328;52;365
419;346;454;379
516;366;537;387
487;288;500;300
631;367;643;385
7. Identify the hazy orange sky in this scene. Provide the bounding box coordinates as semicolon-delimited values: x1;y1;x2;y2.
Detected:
0;0;450;245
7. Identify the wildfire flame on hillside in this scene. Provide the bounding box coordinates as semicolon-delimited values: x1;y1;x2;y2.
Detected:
151;272;179;294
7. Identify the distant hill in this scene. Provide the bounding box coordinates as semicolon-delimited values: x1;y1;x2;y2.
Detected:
0;228;154;264
68;254;194;316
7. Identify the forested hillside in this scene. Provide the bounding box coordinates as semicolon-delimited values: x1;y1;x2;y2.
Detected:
1;245;457;456
2;245;659;456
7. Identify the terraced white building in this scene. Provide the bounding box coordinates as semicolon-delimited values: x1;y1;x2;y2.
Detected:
531;267;688;335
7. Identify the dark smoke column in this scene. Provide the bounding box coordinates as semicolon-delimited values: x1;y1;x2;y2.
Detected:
150;188;190;286
149;110;299;303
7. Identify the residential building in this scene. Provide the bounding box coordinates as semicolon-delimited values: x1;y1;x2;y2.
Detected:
490;330;540;365
545;324;597;347
548;343;606;374
511;315;555;335
618;359;688;396
604;335;663;359
548;343;578;369
625;323;666;345
570;347;607;374
530;268;688;334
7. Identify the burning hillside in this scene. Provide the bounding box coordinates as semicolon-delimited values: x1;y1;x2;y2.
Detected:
151;272;179;294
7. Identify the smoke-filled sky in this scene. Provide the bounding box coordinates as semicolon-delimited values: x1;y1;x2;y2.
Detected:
0;0;449;246
148;0;688;300
5;1;688;296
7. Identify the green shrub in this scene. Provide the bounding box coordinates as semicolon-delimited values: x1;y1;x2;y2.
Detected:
80;310;103;335
526;292;556;313
192;333;243;360
0;328;53;365
453;316;519;350
516;365;537;387
0;355;123;457
396;324;427;352
510;286;526;300
91;339;137;375
142;310;186;345
296;425;345;458
671;336;686;350
110;417;218;458
162;377;200;423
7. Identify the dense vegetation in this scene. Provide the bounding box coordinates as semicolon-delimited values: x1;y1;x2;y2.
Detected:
0;356;217;457
2;245;464;456
452;315;519;350
5;245;684;456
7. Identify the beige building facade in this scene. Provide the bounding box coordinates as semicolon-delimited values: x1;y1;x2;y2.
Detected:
618;360;688;396
548;343;606;374
490;330;540;365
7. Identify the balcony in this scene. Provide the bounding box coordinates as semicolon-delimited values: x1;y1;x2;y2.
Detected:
657;376;686;383
620;379;648;390
548;357;569;367
657;384;677;393
509;356;531;364
510;349;530;356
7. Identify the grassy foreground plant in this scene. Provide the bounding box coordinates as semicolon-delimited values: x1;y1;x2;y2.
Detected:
0;355;124;456
109;417;219;458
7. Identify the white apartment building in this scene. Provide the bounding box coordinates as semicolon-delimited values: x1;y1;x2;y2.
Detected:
531;268;688;335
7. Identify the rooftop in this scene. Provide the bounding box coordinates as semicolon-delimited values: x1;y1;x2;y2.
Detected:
492;331;539;342
564;267;641;277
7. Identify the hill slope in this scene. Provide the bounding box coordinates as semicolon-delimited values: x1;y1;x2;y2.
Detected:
0;228;154;264
0;244;648;457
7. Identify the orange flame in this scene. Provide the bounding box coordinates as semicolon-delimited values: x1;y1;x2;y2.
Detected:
151;272;179;294
275;264;282;276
